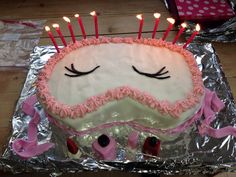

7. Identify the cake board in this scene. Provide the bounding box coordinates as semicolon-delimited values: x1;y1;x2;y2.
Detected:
0;43;235;175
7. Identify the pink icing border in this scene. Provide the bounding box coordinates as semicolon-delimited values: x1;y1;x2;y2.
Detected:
36;37;204;119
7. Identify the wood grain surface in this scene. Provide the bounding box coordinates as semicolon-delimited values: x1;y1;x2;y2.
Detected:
0;0;235;176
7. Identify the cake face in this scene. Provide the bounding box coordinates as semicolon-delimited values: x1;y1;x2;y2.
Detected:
37;37;204;135
49;43;192;105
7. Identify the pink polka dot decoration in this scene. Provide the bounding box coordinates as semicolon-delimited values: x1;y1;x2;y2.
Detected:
175;0;235;21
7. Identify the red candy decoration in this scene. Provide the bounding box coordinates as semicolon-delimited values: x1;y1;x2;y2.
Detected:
67;138;78;154
142;137;161;156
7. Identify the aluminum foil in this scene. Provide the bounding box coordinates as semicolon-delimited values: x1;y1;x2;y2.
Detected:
185;17;236;43
0;43;236;175
0;20;45;67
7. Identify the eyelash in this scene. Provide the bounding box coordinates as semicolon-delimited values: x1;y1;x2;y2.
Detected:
64;64;100;77
64;64;170;80
132;66;170;80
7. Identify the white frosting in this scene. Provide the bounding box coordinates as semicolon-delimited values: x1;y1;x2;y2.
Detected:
49;43;193;105
46;43;202;135
54;97;201;131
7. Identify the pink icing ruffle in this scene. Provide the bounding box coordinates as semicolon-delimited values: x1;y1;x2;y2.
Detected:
36;37;204;119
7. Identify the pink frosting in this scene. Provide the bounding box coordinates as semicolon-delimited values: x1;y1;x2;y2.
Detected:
22;94;37;117
36;37;204;120
128;131;139;149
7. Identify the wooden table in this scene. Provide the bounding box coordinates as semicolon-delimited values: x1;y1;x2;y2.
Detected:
0;0;236;176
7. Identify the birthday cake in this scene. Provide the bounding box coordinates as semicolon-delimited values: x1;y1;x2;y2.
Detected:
36;37;205;134
12;15;230;160
12;36;227;160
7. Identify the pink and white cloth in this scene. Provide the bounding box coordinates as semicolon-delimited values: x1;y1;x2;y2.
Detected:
175;0;235;21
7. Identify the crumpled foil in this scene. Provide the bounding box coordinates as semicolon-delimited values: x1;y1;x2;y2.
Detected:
185;17;236;43
0;43;236;175
0;20;45;67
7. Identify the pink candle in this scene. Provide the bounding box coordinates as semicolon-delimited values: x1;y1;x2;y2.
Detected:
136;14;144;39
74;14;86;39
152;13;161;39
45;26;60;53
63;16;76;43
52;24;67;47
183;24;200;48
172;22;187;44
162;18;175;41
90;11;99;39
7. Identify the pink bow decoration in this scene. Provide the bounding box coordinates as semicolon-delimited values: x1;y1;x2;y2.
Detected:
22;94;37;117
12;95;54;159
198;124;236;138
198;88;236;138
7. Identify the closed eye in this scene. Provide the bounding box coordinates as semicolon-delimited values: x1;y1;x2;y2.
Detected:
65;63;100;77
132;66;170;80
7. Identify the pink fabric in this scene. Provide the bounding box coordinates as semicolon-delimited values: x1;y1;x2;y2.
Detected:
12;95;54;159
175;0;235;21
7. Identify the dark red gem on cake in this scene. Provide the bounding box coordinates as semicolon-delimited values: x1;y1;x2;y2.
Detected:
149;136;157;147
98;134;110;147
67;138;78;154
142;136;160;156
